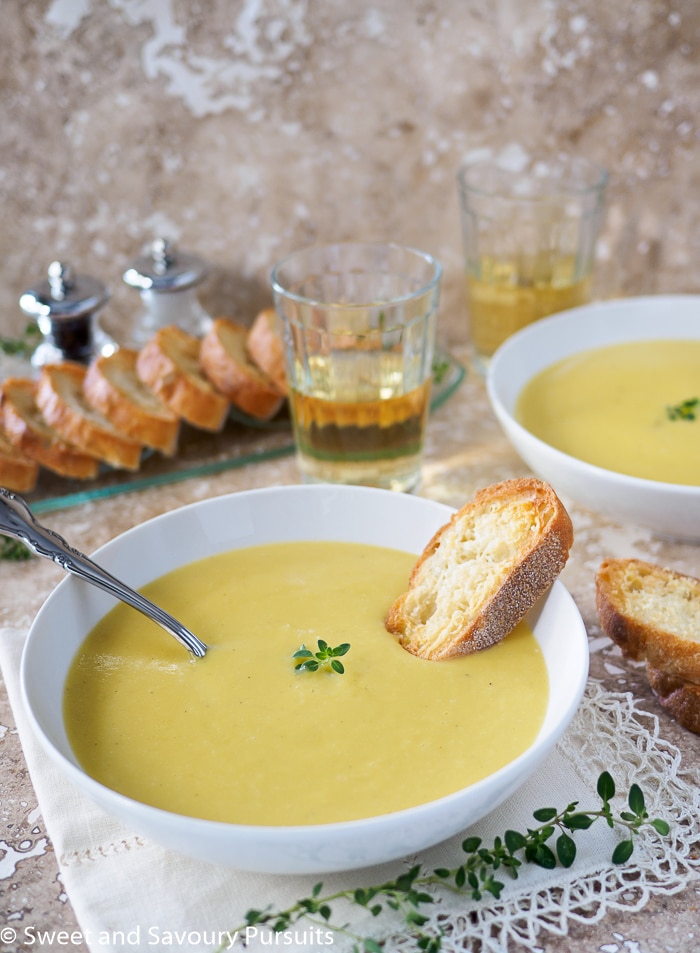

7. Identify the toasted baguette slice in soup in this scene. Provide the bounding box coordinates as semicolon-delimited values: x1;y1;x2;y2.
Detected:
385;478;574;660
596;557;700;684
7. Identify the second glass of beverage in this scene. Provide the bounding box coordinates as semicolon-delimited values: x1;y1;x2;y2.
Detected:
271;242;442;492
457;155;608;375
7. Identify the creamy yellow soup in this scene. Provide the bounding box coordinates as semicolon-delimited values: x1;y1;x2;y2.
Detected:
64;541;548;826
516;339;700;485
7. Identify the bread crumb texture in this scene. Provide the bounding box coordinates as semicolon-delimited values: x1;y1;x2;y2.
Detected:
599;559;700;644
385;478;573;660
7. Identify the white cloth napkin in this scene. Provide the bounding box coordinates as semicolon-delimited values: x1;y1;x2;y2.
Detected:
2;625;699;953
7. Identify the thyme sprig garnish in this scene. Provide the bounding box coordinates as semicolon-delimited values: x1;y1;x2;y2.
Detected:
0;322;40;358
293;639;351;674
666;397;699;421
220;772;669;953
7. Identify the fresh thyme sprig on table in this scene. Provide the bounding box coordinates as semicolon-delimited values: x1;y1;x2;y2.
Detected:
293;639;351;674
431;356;450;385
0;322;40;358
221;772;670;953
0;535;33;561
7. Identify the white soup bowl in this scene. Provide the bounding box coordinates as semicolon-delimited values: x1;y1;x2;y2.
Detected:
487;295;700;542
21;484;588;874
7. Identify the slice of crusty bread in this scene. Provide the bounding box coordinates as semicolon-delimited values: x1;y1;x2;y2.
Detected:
84;348;180;456
36;363;143;471
200;318;285;420
595;557;700;684
645;664;700;735
385;478;574;660
0;426;39;492
246;307;288;396
1;377;100;480
136;325;229;432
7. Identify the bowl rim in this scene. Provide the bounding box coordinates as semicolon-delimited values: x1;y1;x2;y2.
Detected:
19;484;589;862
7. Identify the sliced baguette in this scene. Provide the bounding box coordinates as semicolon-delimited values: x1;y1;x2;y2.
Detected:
595;557;700;684
385;478;574;660
0;426;39;492
246;307;288;396
84;348;180;456
1;377;100;480
200;318;285;420
645;664;700;735
136;326;229;432
36;363;143;471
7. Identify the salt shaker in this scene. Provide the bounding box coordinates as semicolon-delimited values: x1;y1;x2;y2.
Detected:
122;238;212;346
19;261;116;367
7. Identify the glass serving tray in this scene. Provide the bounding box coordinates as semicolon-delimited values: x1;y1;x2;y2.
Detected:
25;348;465;515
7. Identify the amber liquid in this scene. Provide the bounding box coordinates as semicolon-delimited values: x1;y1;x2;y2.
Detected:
467;254;591;368
289;350;431;491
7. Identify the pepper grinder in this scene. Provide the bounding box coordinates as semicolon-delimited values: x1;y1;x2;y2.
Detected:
19;261;116;368
122;238;213;347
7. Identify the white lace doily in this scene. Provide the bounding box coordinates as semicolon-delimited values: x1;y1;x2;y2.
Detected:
356;682;700;953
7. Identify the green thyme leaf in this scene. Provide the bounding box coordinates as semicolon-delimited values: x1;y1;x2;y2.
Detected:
611;839;635;864
556;832;577;867
0;322;40;358
666;397;699;421
628;783;646;817
293;639;351;675
504;830;527;852
0;535;32;561
597;770;616;802
563;812;595;830
432;356;450;385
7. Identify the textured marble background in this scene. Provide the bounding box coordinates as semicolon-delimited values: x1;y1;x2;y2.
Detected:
1;0;699;349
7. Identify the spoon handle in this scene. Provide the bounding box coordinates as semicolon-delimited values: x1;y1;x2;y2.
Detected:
0;488;207;658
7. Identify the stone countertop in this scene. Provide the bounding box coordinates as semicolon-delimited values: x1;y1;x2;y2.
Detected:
1;350;699;953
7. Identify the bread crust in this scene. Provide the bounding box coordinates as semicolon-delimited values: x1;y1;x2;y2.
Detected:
84;349;180;456
646;665;700;735
595;558;700;683
385;478;574;660
136;326;229;432
200;318;284;420
0;426;39;492
246;307;288;396
1;377;100;480
36;363;143;471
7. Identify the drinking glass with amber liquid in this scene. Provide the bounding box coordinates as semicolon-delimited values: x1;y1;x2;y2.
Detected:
271;242;442;492
458;155;607;375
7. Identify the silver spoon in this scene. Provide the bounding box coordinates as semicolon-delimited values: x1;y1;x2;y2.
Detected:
0;488;207;658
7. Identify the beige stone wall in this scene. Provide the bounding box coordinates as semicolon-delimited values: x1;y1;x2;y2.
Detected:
1;0;698;349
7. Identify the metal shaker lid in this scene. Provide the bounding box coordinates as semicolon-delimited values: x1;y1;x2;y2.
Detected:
122;238;208;293
19;261;109;321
